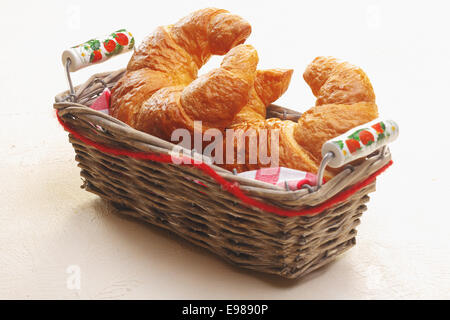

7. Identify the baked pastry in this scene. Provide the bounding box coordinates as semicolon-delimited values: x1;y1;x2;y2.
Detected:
110;8;253;137
295;57;378;168
131;44;258;142
225;57;378;178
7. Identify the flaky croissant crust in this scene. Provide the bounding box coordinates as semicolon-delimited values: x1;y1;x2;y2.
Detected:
224;56;378;178
110;8;253;135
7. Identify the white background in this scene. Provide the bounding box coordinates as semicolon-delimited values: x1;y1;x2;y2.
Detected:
1;0;449;299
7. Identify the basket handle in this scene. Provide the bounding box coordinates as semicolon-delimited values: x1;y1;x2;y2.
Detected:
61;29;134;101
62;29;135;72
315;119;399;188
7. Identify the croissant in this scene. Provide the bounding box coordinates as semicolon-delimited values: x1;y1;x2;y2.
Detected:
224;57;378;179
110;8;254;138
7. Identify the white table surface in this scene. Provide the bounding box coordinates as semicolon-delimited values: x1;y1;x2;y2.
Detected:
1;0;449;299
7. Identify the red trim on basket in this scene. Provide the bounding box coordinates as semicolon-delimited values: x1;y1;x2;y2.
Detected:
56;111;393;217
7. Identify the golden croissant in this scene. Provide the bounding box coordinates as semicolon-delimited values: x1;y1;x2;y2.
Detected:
227;56;378;179
110;8;254;138
110;8;378;180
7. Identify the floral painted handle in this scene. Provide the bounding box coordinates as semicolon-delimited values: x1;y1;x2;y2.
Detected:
322;119;399;168
62;29;135;72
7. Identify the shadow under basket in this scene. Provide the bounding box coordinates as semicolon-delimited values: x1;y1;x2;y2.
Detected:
54;69;392;279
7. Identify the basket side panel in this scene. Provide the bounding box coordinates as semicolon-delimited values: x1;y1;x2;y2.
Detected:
67;133;376;278
69;136;289;271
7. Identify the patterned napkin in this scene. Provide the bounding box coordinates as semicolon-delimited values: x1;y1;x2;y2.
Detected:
90;88;110;114
238;167;318;190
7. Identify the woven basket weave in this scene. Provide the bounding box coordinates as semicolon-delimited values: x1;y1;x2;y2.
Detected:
54;68;392;279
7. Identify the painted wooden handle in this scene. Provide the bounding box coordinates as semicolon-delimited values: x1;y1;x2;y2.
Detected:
322;119;399;168
62;29;135;72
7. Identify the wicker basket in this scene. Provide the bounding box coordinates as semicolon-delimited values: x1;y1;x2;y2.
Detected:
54;68;393;279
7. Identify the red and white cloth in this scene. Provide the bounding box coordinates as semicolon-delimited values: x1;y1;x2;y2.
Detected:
90;88;111;114
90;89;320;189
238;167;318;190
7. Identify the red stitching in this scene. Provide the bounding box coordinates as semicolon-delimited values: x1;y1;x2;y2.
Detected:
56;111;393;217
